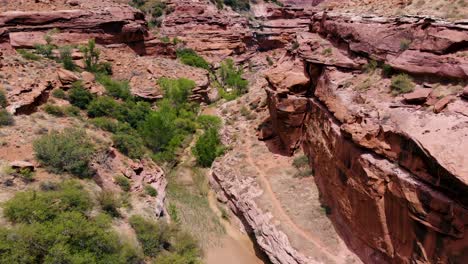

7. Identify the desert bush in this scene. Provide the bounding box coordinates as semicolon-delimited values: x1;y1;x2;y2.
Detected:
0;109;14;126
44;104;65;117
391;74;414;95
322;47;332;56
145;185;158;197
382;64;394;77
81;39;100;72
115;175;131;192
159;77;195;105
129;215;172;257
192;128;224;167
64;105;81;117
52;88;67;99
98;191;122;217
364;59;378;73
87;96;121;118
197;115;222;130
17;49;41;61
0;89;7;108
33;128;95;178
176;49;210;70
59;46;75;71
293;155;309;169
68;81;94;109
112;132;146;159
97;75;132;100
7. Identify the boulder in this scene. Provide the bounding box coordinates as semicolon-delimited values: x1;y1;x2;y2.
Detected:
403;88;432;104
434;95;457;113
57;68;79;86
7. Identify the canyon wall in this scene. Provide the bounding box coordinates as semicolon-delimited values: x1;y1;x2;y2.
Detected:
265;12;468;264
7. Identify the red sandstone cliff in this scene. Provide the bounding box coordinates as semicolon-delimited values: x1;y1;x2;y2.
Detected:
264;12;468;264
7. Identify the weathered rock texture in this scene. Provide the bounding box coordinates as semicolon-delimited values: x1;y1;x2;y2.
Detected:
264;12;468;264
161;0;251;63
0;6;147;47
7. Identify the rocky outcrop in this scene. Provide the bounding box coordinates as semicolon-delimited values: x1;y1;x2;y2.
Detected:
0;6;147;47
309;12;468;79
93;148;167;217
161;0;251;63
264;12;468;263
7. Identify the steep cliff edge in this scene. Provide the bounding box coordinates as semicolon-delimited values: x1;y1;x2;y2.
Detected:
265;12;468;263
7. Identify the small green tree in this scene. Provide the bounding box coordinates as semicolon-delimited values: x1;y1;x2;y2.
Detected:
81;39;100;72
192;128;224;167
59;46;75;71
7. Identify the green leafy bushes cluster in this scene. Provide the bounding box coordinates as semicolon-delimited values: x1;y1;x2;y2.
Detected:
218;58;248;96
129;215;201;263
130;0;168;27
176;49;210;70
0;181;141;264
192;127;224;167
33;129;95;178
391;74;415;95
115;175;131;192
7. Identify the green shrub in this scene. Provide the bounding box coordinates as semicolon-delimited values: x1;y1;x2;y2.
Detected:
112;132;145;159
68;81;94;109
391;74;415;95
0;89;7;108
266;56;274;66
98;191;122;217
197;115;222;130
115;175;131;192
59;46;75;71
34;43;55;58
33;128;95;178
0;182;141;264
159;77;195;105
160;36;170;43
0;109;14;126
322;47;332;56
3;181;91;223
293;155;309;169
87;96;120;118
139;100;178;152
97;75;132;100
382;64;394;78
52;88;67;99
17;49;41;61
364;59;378;73
219;58;248;95
176;48;210;70
18;168;35;181
64;105;81;117
129;215;172;257
81;39;100;72
91;117;120;132
44;104;65;117
144;185;158;197
192;128;224;167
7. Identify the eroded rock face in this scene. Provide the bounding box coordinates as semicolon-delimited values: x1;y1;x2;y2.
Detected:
93;148;167;217
265;12;468;263
0;6;147;47
309;12;468;79
161;0;251;63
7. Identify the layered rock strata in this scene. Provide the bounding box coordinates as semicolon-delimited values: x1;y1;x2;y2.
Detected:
0;6;147;47
264;12;468;264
